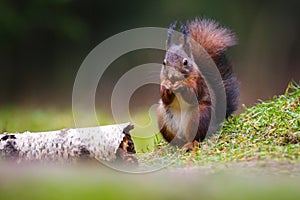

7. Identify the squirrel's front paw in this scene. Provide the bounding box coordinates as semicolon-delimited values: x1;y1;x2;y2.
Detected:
161;80;173;93
173;81;185;93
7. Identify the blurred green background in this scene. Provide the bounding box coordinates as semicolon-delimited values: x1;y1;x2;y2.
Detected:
0;1;300;198
1;0;299;151
1;0;299;109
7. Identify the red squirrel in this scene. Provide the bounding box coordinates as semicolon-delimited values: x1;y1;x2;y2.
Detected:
157;18;239;150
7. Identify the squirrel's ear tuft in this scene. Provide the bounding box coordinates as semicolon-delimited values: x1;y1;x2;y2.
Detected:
166;21;177;50
168;21;177;35
180;23;193;59
188;17;237;56
180;24;189;37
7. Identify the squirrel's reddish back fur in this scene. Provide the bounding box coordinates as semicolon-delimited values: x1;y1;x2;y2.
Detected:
157;18;239;149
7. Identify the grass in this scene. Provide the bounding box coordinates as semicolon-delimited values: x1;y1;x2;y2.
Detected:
0;106;75;133
1;82;299;165
1;82;299;166
1;166;300;200
136;82;300;168
0;82;300;200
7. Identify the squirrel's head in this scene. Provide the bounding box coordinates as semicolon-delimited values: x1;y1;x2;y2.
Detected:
162;22;198;83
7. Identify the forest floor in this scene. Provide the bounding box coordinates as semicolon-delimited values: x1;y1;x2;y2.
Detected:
0;82;299;200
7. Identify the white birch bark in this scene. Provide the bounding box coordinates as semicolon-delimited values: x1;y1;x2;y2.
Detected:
0;123;136;164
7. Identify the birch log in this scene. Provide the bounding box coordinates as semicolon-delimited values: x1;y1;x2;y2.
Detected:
0;123;137;164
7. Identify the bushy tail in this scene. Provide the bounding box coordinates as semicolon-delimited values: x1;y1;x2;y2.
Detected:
188;18;237;58
188;17;239;117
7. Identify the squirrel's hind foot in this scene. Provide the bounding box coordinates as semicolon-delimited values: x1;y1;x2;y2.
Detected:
182;140;200;152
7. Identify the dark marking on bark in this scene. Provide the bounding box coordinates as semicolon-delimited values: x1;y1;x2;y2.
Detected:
79;146;91;160
1;140;19;159
1;134;16;141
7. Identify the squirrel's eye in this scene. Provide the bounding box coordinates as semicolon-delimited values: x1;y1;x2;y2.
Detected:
183;58;188;66
163;59;167;66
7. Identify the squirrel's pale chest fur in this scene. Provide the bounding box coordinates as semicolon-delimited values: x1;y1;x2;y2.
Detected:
162;93;196;140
